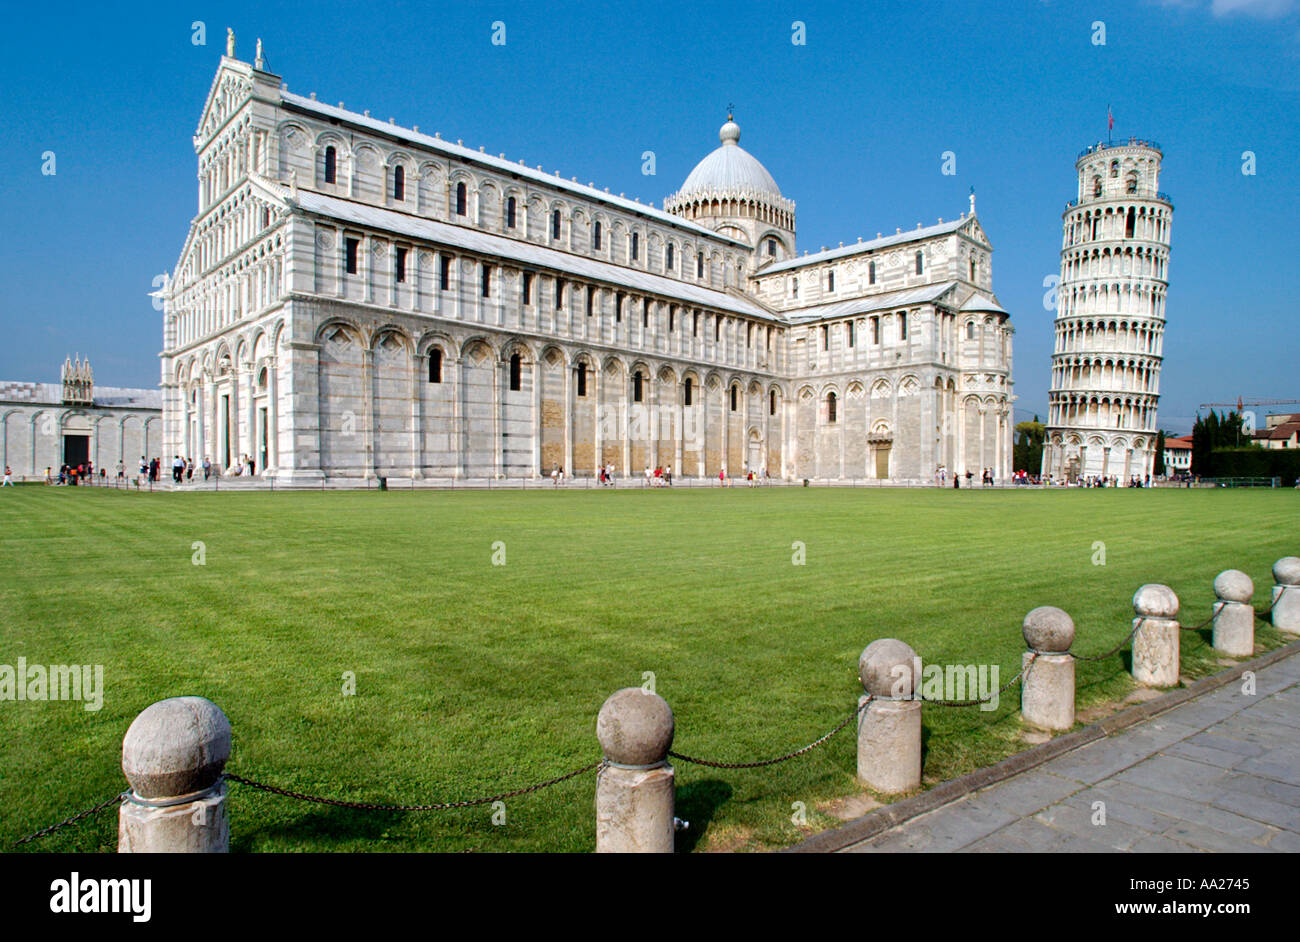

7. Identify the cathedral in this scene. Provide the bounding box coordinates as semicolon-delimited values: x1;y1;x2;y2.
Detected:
160;38;1014;484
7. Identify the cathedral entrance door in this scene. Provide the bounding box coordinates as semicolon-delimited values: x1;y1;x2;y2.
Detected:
747;435;761;474
874;444;891;480
63;434;89;468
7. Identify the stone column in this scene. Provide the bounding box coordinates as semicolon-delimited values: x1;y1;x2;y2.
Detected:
1212;570;1255;657
1132;584;1180;687
1272;557;1300;635
119;696;230;853
595;688;674;853
1021;606;1075;731
857;639;922;793
411;353;425;479
361;348;376;480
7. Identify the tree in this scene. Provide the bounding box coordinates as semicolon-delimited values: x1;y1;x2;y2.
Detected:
1192;410;1247;475
1154;430;1166;476
1014;415;1045;473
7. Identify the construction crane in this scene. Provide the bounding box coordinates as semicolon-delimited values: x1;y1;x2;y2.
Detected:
1197;398;1300;413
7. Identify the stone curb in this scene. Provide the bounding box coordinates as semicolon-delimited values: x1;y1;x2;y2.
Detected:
782;637;1300;854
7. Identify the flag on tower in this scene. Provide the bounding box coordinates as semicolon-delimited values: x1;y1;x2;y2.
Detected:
1107;105;1114;131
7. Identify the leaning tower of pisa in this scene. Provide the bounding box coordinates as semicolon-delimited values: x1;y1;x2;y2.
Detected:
1042;139;1172;483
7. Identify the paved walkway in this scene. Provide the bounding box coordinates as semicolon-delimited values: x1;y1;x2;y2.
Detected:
841;651;1300;853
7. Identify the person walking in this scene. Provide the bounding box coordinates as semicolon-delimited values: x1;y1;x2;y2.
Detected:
2;465;13;487
203;456;211;481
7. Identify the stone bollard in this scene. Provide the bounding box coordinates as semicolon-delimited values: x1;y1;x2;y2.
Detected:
1272;557;1300;636
857;639;922;793
1212;570;1255;656
1132;584;1180;687
118;696;231;853
595;688;675;853
1021;607;1075;731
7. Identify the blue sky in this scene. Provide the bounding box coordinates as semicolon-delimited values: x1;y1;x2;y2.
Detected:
2;0;1297;432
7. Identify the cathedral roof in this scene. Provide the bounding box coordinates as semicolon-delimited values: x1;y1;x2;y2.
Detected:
762;217;976;275
783;281;959;324
677;119;782;200
959;291;1008;315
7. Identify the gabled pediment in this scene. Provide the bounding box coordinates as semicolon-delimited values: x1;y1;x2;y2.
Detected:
193;58;255;151
959;215;992;249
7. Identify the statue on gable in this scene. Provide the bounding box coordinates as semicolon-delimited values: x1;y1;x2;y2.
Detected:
226;28;236;58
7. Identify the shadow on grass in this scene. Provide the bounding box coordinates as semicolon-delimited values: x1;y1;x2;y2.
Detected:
674;779;733;853
230;806;398;851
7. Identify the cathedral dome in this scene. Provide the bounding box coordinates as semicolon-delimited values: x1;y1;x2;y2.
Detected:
678;118;782;199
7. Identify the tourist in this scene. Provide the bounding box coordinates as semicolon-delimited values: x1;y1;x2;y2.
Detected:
665;464;672;486
552;465;560;485
2;465;13;487
44;467;52;485
116;460;124;482
186;458;194;481
203;457;211;481
172;455;184;483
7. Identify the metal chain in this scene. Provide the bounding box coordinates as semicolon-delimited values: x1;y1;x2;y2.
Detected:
223;761;602;812
14;791;127;846
1255;584;1287;622
1181;604;1223;633
1070;618;1147;662
668;700;868;769
920;653;1037;707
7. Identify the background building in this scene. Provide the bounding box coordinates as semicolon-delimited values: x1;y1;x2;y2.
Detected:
1042;140;1172;482
1;357;161;479
160;42;1014;484
1252;413;1300;450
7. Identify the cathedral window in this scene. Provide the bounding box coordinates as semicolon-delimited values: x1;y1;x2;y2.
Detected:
970;259;976;281
697;252;704;278
344;237;359;274
615;292;624;322
746;322;753;347
966;321;975;340
522;271;533;305
439;254;452;290
509;353;522;391
847;321;855;347
633;372;644;403
871;316;880;344
395;247;407;283
481;264;492;298
392;165;405;201
730;385;737;411
668;305;675;331
555;277;565;310
899;314;908;340
827;270;835;291
822;325;829;350
642;299;649;328
684;377;693;406
714;317;721;342
791;277;798;298
827;392;837;423
767;239;776;257
455;182;467;216
769;390;776;415
631;232;639;261
552;210;562;240
506;197;517;229
868;260;876;284
428;348;442;383
666;244;674;271
692;311;699;336
586;285;594;316
594;221;602;250
324;146;337;184
915;250;924;275
577;363;588;397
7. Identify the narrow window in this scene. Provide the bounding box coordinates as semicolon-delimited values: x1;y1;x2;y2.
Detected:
969;259;976;281
555;277;564;310
821;324;829;350
767;238;776;257
827;391;837;423
847;321;855;347
697;252;704;278
966;321;975;340
577;363;587;397
393;164;405;201
769;390;776;415
666;244;674;270
1126;173;1138;195
395;246;407;283
522;271;533;305
915;250;923;275
791;277;799;298
1092;176;1102;198
631;232;639;261
439;254;451;291
684;377;693;406
481;264;491;298
506;197;517;229
428;348;442;383
746;322;753;347
586;285;594;317
868;260;876;284
872;316;880;344
668;305;675;332
324;146;336;184
509;353;521;391
642;299;649;328
633;372;643;403
1110;160;1119;178
899;313;908;340
827;270;835;292
552;210;561;240
615;292;623;322
345;237;359;274
730;385;737;411
1125;207;1136;238
594;221;602;250
455;182;467;216
692;311;699;336
714;317;721;342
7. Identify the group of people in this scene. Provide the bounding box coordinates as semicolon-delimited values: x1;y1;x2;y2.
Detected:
938;467;1000;489
644;466;674;487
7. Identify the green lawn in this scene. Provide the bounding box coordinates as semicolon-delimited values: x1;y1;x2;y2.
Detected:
1;485;1295;852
